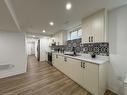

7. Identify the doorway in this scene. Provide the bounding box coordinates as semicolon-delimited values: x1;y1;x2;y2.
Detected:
26;38;40;61
27;42;36;56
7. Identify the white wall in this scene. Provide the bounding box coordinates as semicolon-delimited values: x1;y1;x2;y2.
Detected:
40;37;51;61
0;31;27;78
108;5;127;95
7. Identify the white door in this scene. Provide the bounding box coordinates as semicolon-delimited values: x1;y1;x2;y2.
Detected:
31;42;35;55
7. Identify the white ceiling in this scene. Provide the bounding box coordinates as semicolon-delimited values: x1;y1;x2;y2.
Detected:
1;0;127;35
0;0;19;32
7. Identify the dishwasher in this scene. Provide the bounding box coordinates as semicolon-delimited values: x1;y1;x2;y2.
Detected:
48;52;53;66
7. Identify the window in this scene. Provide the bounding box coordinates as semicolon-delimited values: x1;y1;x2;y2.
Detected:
71;30;78;40
69;28;82;40
77;29;82;37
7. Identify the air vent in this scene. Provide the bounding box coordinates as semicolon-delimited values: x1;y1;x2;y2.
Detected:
0;64;14;70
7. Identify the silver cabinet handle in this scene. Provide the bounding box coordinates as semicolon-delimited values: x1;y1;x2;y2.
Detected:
89;36;91;42
91;36;93;42
83;63;85;68
81;62;83;67
64;57;67;62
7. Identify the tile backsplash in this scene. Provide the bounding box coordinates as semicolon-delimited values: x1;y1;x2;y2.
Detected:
66;38;82;52
82;42;109;56
51;39;109;56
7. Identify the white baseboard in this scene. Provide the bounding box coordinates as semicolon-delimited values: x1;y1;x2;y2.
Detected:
107;87;121;95
0;71;26;79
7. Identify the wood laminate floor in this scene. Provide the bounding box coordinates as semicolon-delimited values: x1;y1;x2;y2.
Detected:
0;56;117;95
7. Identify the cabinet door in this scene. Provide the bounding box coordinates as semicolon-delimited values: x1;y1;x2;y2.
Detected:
82;9;106;43
62;57;69;75
53;31;67;45
54;55;67;73
53;55;56;66
92;11;105;42
53;55;59;68
58;56;65;72
67;58;84;86
57;55;65;71
84;62;99;95
82;17;92;43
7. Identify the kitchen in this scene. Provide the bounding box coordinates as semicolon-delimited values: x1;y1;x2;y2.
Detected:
0;0;127;95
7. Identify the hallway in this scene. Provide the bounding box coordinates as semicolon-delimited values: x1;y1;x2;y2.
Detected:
0;56;117;95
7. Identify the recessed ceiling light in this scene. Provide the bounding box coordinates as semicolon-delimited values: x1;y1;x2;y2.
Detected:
66;2;72;10
33;35;35;37
43;30;46;33
49;22;54;26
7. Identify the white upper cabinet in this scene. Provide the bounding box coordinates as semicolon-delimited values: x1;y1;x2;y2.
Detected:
82;9;107;43
53;31;67;45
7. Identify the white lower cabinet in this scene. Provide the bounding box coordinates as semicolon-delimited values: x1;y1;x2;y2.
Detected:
53;54;106;95
58;56;66;73
67;58;84;86
84;62;99;95
53;55;68;74
53;54;60;69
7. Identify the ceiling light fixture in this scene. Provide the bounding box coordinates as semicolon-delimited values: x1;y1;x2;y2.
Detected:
49;22;54;26
33;35;35;37
66;2;72;10
43;30;46;33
